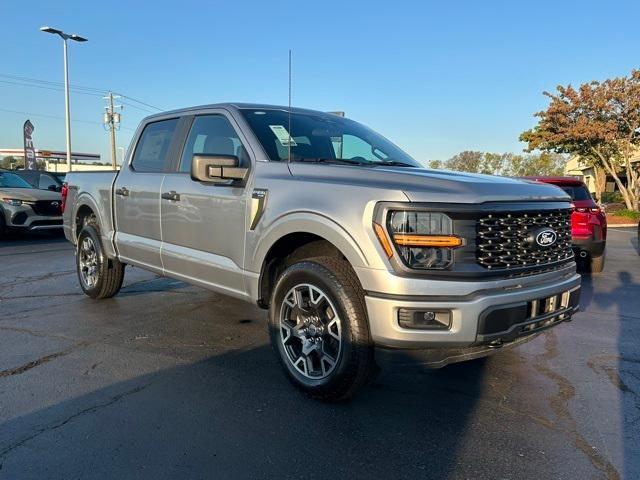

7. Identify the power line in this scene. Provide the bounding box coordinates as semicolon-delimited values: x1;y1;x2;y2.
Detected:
0;73;107;94
120;101;156;114
0;79;104;97
118;95;163;112
0;107;135;130
0;72;164;110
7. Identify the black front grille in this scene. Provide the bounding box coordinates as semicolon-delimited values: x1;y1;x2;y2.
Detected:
476;209;573;271
30;200;61;216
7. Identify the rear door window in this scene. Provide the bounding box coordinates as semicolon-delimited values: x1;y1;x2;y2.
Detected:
560;185;592;201
38;174;58;190
131;118;179;172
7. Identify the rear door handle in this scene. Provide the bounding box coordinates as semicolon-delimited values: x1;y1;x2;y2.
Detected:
115;187;129;197
161;191;181;201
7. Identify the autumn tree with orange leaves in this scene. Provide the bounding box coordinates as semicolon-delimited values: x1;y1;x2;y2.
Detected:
521;70;640;211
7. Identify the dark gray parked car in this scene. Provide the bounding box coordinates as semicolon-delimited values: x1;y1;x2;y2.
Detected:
12;169;65;192
0;171;63;238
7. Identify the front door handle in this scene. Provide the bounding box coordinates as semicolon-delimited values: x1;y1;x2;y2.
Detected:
161;191;181;201
115;187;129;197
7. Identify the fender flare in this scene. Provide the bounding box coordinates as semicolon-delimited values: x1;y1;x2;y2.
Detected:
250;211;371;275
71;193;117;258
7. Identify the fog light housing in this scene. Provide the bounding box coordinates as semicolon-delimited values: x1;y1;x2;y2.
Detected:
398;309;452;330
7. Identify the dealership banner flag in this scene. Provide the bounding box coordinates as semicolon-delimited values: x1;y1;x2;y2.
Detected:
23;120;36;170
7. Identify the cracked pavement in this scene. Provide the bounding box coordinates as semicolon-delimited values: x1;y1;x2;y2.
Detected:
0;229;639;479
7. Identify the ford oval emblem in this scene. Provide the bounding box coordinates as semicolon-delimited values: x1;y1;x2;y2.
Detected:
535;229;557;247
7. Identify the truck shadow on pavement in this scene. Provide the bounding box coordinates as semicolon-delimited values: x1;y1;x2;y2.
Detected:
581;268;640;480
0;343;487;479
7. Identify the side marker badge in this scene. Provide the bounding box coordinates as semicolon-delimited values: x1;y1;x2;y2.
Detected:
250;189;268;230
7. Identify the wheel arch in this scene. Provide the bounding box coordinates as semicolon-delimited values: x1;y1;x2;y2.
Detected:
252;213;370;308
72;194;117;258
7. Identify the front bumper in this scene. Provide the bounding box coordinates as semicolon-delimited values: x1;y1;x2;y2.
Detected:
362;268;581;349
1;204;62;230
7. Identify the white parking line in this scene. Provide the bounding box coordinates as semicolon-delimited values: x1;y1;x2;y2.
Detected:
608;228;637;234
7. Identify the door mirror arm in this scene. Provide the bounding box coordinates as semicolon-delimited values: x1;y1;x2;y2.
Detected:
191;154;248;185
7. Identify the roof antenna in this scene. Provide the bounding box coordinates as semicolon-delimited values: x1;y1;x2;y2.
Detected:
288;49;292;163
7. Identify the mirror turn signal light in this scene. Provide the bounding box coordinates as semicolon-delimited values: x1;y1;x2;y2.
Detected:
393;234;462;248
373;222;394;258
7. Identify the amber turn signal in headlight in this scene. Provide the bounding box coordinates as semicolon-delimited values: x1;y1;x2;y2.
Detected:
373;222;394;258
393;234;462;248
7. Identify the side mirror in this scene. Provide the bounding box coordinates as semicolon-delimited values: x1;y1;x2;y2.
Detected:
47;184;60;192
191;154;248;184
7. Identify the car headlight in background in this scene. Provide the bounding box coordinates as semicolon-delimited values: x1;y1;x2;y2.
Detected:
1;198;23;206
374;211;462;270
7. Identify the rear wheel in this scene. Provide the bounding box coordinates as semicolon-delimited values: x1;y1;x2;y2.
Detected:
76;224;125;299
268;256;375;401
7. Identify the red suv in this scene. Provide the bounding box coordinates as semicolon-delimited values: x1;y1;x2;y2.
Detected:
524;177;607;273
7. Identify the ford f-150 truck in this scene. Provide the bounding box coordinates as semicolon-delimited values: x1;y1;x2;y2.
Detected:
63;103;581;400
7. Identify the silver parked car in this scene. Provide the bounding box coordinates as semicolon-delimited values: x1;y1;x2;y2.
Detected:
0;170;63;238
62;103;581;400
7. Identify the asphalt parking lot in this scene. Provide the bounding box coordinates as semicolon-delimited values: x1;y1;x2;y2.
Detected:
0;228;638;479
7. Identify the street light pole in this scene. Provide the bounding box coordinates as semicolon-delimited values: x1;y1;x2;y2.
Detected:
62;38;71;172
40;26;87;173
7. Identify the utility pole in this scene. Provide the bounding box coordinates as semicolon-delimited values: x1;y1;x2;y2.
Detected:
103;92;122;170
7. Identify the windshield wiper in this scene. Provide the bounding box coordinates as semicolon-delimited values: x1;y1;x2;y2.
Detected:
292;157;372;166
375;160;417;168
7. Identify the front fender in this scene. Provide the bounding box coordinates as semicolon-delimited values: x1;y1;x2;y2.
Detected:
250;211;371;274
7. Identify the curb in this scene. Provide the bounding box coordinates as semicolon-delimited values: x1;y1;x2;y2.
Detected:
608;224;638;228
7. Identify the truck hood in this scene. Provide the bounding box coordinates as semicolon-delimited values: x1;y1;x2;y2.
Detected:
0;187;62;202
288;164;570;204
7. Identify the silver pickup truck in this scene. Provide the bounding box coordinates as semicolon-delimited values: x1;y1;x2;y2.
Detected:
63;103;581;400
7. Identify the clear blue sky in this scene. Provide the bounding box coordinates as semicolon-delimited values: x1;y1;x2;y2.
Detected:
1;0;639;164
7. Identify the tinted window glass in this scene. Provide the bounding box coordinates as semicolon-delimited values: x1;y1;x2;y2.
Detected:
0;172;32;188
179;115;248;173
132;119;178;172
38;174;58;190
240;109;419;167
560;185;591;201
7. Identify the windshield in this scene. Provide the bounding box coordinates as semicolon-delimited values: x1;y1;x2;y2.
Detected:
0;172;32;189
240;109;420;167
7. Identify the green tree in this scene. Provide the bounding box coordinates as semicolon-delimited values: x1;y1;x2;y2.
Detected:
0;156;18;169
438;151;565;177
427;159;444;169
520;69;640;211
506;152;566;177
445;151;484;173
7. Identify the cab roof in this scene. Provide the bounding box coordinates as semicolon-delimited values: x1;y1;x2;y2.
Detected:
143;103;334;121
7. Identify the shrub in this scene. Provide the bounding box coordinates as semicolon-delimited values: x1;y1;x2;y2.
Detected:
612;209;640;220
601;191;623;204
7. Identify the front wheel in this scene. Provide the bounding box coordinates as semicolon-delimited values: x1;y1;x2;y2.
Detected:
76;224;125;299
268;257;375;401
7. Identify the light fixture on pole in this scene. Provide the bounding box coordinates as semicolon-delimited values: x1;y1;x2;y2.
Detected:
40;26;87;172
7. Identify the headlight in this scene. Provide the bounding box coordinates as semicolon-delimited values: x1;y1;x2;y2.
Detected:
1;198;23;206
375;211;462;270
